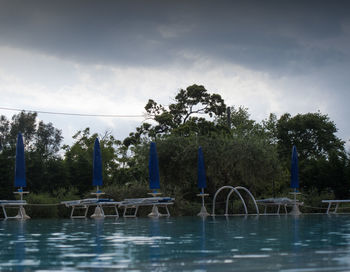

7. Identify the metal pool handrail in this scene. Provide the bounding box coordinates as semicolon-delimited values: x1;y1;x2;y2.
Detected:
212;185;259;216
212;186;246;215
226;186;259;215
225;187;248;215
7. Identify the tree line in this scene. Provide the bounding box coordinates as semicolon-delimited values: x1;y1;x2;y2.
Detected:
0;85;349;214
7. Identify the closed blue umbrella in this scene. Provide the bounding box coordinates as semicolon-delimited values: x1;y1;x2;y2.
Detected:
149;142;160;190
91;138;105;218
197;147;206;189
290;145;302;215
197;146;209;216
15;133;26;189
93;138;103;188
291;145;299;189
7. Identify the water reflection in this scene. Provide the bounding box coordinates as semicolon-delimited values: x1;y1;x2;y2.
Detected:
1;216;350;271
149;217;160;263
199;216;207;271
93;219;104;272
291;215;301;269
15;220;26;272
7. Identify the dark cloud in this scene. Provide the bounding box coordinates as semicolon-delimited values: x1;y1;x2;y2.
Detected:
0;0;349;73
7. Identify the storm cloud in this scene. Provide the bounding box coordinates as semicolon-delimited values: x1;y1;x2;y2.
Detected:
0;0;349;146
1;0;349;72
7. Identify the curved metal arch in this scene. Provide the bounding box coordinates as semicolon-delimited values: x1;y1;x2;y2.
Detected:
212;186;246;216
234;186;259;215
212;186;234;216
225;188;248;215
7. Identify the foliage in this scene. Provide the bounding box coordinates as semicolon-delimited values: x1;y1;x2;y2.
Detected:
25;193;59;218
1;85;350;216
123;84;227;146
276;112;345;161
63;128;121;196
163;135;282;198
35;121;63;159
0;111;63;198
219;106;263;138
301;189;335;213
0;145;14;199
271;112;349;198
122;131;284;216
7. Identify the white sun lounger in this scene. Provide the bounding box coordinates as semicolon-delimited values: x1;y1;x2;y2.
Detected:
119;197;175;217
322;200;350;214
61;198;120;218
256;198;303;214
0;200;29;219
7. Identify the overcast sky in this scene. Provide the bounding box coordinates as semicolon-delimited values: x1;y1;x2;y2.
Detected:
0;0;349;148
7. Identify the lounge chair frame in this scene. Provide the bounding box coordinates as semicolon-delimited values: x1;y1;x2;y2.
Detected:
119;197;174;218
322;200;350;214
256;198;303;215
61;199;120;219
0;200;29;220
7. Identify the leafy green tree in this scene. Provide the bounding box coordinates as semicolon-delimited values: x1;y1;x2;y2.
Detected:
35;121;63;159
276;112;345;161
0;112;64;197
129;134;284;208
146;84;226;128
272;112;348;196
218;106;268;139
0;115;13;198
0;115;10;150
63;128;122;195
326;151;349;198
262;113;278;145
123;90;287;209
301;152;350;198
123;103;284;206
124;85;226;146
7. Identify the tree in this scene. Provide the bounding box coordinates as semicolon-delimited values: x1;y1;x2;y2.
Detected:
0;115;10;151
122;99;285;209
35;121;63;159
218;106;266;139
276;112;345;161
301;151;350;198
0;111;64;196
63;128;121;195
127;133;284;207
262;113;278;145
123;85;226;146
274;112;348;196
10;111;37;147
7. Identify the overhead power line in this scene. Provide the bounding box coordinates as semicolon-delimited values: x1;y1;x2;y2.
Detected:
0;106;145;118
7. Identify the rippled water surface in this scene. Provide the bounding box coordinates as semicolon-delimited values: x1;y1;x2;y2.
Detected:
1;215;350;271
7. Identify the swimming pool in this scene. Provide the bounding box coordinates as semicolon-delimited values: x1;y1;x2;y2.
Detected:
0;215;350;271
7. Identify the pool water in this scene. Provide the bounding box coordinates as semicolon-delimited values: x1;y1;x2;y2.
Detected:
1;215;350;271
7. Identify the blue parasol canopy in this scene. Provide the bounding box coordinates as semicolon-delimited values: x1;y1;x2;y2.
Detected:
197;146;207;189
149;142;160;190
15;133;26;188
92;138;103;187
291;145;299;189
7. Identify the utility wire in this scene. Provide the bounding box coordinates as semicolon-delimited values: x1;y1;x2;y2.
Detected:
0;106;145;118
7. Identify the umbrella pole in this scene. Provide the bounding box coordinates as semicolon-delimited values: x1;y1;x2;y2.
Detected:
14;187;30;219
148;190;162;217
294;188;296;203
289;188;301;215
197;188;209;217
91;185;106;218
201;188;204;207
